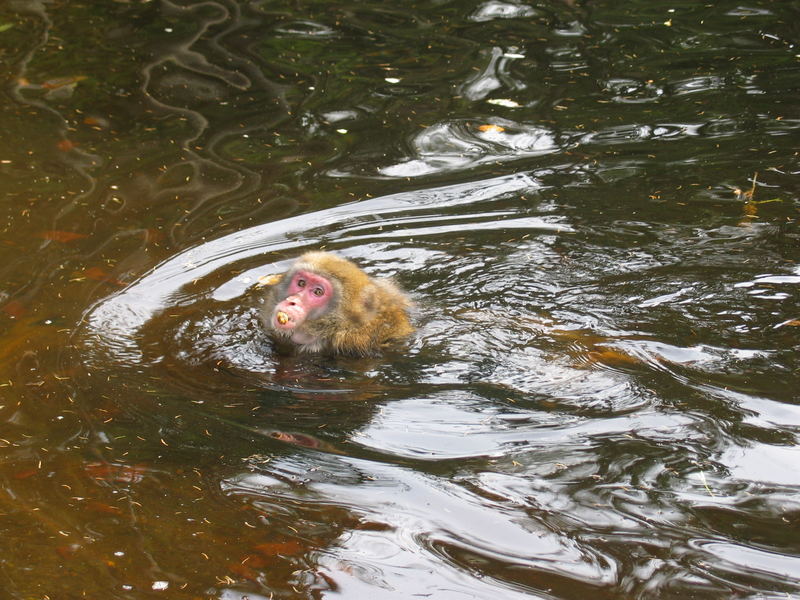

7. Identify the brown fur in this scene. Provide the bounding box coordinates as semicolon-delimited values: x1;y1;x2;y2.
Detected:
262;252;414;356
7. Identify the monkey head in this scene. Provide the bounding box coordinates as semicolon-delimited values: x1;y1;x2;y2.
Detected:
261;252;413;356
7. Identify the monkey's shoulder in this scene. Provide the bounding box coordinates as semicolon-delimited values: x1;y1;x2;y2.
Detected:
357;277;412;318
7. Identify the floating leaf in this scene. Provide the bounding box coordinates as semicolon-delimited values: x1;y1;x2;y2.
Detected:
775;319;800;328
0;23;13;33
57;139;77;151
256;273;283;287
12;467;39;479
587;349;642;366
83;266;126;286
39;230;88;243
41;75;87;90
269;430;323;449
478;124;505;133
83;115;110;128
234;564;262;581
2;299;26;318
254;540;304;557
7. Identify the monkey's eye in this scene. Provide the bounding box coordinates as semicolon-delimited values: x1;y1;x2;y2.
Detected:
296;278;306;287
313;287;325;297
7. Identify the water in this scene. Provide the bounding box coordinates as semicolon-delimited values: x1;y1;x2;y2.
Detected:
0;0;798;598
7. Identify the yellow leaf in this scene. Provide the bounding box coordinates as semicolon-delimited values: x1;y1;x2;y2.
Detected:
478;124;505;133
256;273;283;287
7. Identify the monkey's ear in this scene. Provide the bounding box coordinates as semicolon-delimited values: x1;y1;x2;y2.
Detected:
255;272;285;288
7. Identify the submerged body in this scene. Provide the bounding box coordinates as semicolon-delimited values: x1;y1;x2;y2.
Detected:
261;252;413;356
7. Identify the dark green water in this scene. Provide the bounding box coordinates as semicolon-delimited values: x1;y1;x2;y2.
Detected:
0;0;798;598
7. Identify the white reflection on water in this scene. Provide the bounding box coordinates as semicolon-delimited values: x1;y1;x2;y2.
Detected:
225;453;615;596
379;120;557;177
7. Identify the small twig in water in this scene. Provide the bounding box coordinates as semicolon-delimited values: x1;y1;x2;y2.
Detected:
698;470;715;497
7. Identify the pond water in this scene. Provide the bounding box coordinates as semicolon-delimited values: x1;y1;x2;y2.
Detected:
1;0;799;598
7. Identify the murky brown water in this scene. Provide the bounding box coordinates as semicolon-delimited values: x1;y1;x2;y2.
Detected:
1;0;799;598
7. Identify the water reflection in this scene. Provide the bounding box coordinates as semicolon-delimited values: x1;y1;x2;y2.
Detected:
378;119;557;177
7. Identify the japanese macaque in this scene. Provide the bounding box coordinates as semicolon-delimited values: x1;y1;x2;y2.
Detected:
261;252;413;356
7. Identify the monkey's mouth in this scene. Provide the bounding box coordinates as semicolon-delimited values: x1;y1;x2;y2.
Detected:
272;306;304;330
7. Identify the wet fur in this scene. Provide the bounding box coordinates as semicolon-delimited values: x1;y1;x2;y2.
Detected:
262;252;413;356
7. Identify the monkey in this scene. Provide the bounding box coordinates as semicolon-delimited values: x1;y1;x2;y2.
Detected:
260;251;414;357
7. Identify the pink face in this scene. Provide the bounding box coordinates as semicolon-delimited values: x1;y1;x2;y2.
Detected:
271;270;334;331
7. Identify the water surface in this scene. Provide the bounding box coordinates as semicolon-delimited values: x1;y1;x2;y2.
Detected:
0;0;798;598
